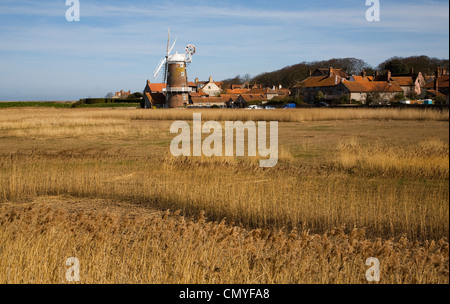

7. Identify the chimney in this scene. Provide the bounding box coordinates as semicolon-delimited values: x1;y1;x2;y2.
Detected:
195;78;199;83
362;69;367;79
442;69;447;76
387;70;391;81
309;70;312;76
279;84;282;89
434;77;439;92
436;67;441;77
335;75;339;85
374;70;379;79
410;67;414;75
328;67;333;77
209;76;213;83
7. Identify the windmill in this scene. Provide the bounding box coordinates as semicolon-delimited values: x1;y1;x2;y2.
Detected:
152;28;196;108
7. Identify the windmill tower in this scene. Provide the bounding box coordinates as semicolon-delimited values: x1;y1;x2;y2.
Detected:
153;29;196;108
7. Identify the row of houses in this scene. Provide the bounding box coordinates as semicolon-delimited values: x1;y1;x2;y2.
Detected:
292;67;449;104
142;67;449;108
142;76;292;108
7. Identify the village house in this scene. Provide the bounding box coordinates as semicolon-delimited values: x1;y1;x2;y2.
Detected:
348;70;374;82
292;67;348;102
245;87;279;100
224;88;250;95
196;76;223;97
188;81;198;93
189;91;208;98
374;69;426;97
338;81;403;104
190;96;228;108
219;94;240;105
112;90;131;99
230;94;267;108
142;80;166;108
421;67;449;103
277;87;291;97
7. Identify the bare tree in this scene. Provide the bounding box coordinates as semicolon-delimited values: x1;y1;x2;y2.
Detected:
366;91;391;105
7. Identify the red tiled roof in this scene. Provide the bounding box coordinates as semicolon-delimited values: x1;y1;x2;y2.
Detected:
313;68;348;78
148;82;166;92
342;81;403;93
391;76;415;86
220;94;240;101
191;96;228;104
426;90;446;98
351;76;374;82
190;91;208;97
278;88;291;95
423;75;449;89
239;94;267;102
226;89;250;94
247;88;266;94
296;76;344;88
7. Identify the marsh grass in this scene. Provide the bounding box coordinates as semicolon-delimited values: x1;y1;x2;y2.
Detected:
0;197;448;284
0;107;448;284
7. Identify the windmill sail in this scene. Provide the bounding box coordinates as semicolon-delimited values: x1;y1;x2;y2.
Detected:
153;57;166;80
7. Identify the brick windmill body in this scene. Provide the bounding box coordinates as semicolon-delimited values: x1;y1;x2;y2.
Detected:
153;29;196;108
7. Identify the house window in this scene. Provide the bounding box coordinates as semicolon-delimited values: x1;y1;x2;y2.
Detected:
180;63;184;67
181;72;185;77
183;94;186;101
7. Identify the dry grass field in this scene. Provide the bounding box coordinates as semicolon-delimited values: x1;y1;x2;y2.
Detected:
0;107;448;284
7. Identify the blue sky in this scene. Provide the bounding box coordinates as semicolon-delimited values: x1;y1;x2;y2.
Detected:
0;0;448;101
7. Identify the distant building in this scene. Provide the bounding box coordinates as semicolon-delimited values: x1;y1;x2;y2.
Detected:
421;67;449;103
189;91;208;98
292;67;348;102
348;70;374;82
143;80;166;93
199;76;222;97
338;81;403;104
142;80;166;108
225;88;250;95
112;90;131;99
230;94;267;108
190;96;227;107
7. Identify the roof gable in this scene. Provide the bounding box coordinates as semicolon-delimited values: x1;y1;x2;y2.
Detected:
297;75;343;88
342;81;403;93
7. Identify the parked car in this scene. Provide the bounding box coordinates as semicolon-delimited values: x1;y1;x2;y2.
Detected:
283;103;296;109
265;106;276;109
315;102;329;107
247;105;264;110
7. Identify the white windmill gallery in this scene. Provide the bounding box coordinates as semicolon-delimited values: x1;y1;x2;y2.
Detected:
153;29;196;108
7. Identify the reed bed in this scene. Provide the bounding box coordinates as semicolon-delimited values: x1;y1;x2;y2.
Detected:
0;107;448;284
0;197;447;284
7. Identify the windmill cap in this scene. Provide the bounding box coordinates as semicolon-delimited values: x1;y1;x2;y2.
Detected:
168;52;186;63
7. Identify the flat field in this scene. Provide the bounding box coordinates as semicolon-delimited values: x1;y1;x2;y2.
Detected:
0;107;448;283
